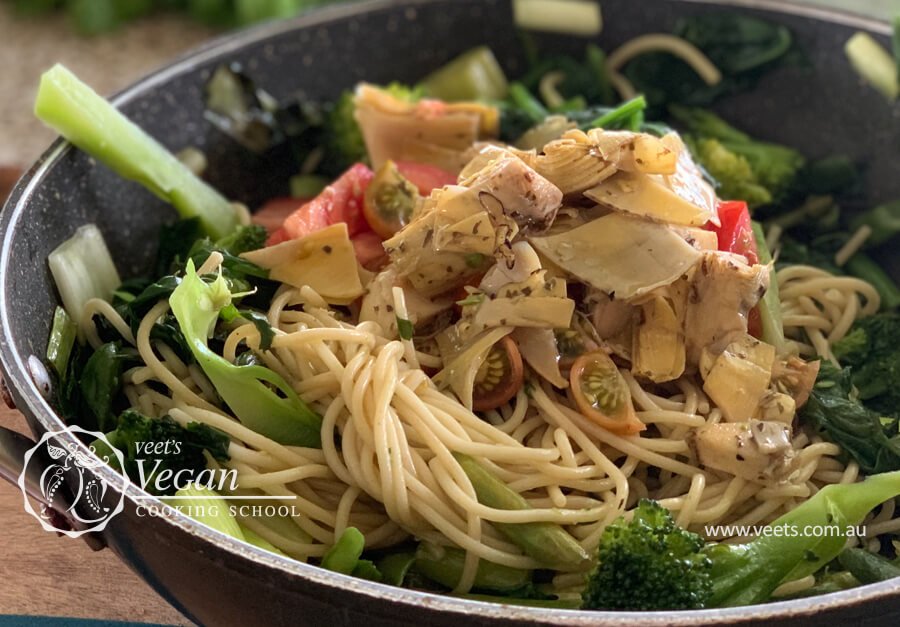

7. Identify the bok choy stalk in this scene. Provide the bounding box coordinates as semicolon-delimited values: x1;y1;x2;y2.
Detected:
169;259;322;446
163;485;244;539
35;64;239;239
48;224;121;327
706;470;900;607
751;221;786;353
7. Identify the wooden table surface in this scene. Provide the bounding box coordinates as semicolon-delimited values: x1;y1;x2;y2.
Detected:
0;406;189;625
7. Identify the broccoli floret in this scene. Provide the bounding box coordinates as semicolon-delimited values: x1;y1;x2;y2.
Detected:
582;500;712;611
832;314;900;415
320;83;420;176
96;409;230;495
670;106;804;206
214;223;267;255
690;137;772;207
319;90;367;175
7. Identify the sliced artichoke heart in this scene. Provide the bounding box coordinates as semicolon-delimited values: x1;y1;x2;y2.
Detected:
690;420;795;482
632;293;686;383
354;83;496;172
701;334;776;423
474;296;575;329
241;222;363;304
529;213;701;301
513;327;567;388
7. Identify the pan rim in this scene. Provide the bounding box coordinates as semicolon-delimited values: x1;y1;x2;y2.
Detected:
0;0;896;623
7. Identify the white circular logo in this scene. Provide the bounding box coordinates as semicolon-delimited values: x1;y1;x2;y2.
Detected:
18;426;130;538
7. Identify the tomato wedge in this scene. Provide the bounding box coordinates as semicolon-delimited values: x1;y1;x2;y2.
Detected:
711;200;758;265
569;351;645;435
472;336;524;412
254;197;304;235
282;163;374;241
710;200;762;337
395;161;457;195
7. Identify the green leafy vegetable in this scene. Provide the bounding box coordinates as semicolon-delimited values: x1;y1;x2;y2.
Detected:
581;499;712;611
80;341;139;433
35;65;239;239
96;409;230;495
623;14;795;111
799;362;900;474
169;259;322;446
674;13;792;74
155;218;204;277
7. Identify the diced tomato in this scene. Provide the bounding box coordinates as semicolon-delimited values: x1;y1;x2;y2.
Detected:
712;200;763;337
395;161;457;195
282;163;374;240
266;227;292;247
351;230;388;270
711;200;758;264
253;197;305;234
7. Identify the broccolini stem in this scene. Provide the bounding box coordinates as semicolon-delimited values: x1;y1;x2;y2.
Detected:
453;452;590;571
837;548;900;584
845;253;900;310
751;221;787;353
508;83;548;123
414;543;531;592
321;527;365;575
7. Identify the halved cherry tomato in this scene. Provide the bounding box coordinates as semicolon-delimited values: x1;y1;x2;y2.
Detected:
710;200;762;337
282;163;374;240
363;160;421;238
395;161;457;195
569;351;645;435
472;336;524;412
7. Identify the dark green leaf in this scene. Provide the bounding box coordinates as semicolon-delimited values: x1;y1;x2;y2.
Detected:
79;342;139;433
155;218;203;276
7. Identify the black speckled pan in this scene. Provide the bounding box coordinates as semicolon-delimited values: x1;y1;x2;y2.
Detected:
1;1;899;625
